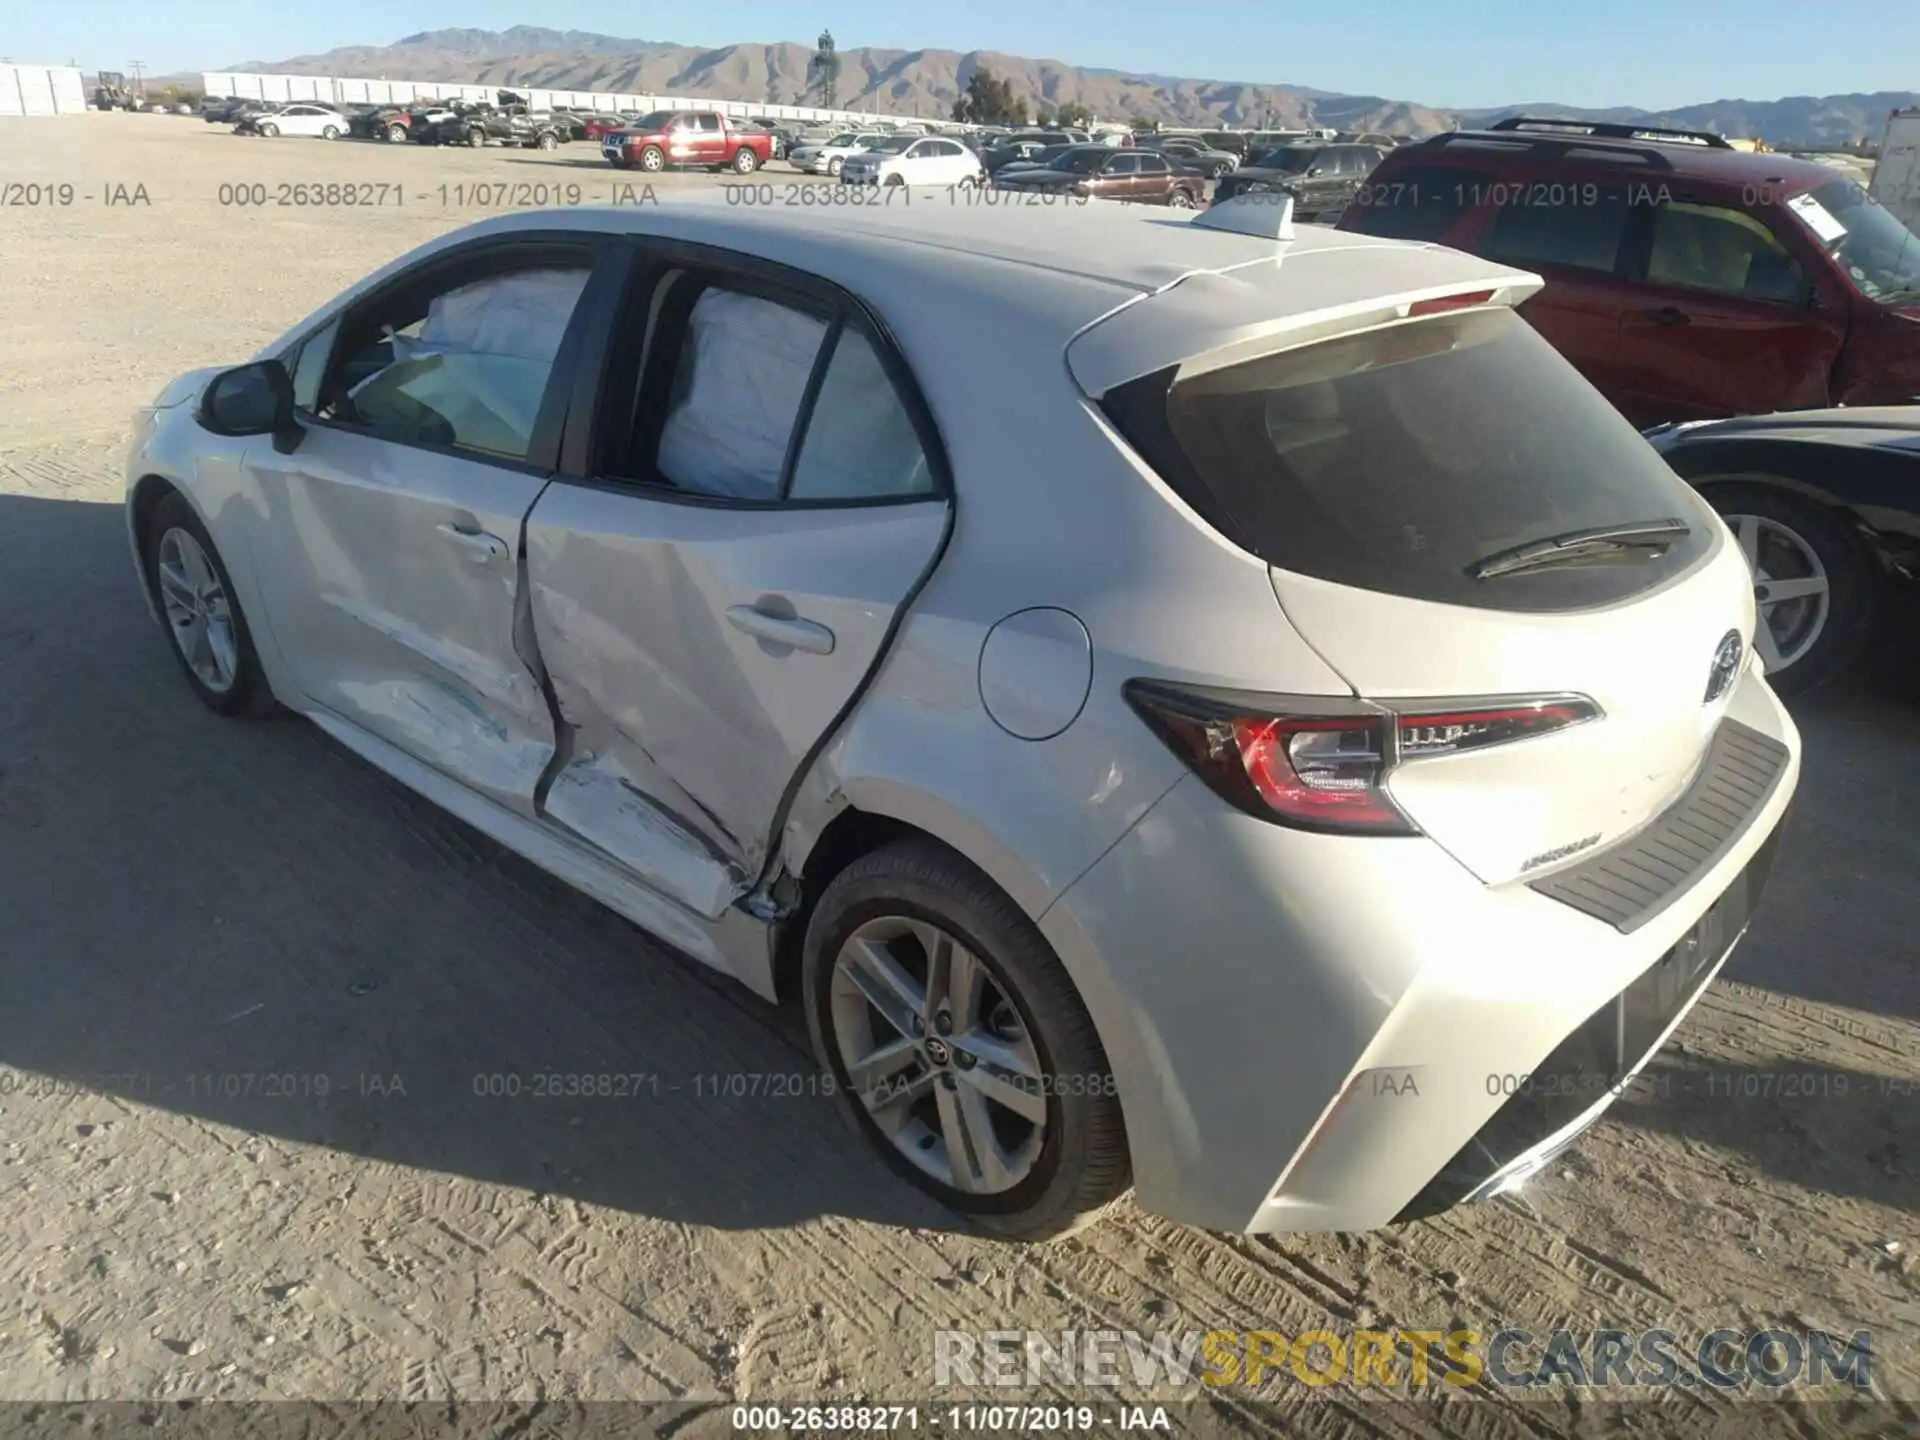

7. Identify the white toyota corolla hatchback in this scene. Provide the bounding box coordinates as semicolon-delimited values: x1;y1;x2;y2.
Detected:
126;192;1799;1239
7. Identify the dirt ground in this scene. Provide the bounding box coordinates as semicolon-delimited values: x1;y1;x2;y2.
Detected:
0;113;1914;1433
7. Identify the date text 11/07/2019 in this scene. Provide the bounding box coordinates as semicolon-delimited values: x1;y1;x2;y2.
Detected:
0;1070;405;1099
722;183;1092;209
210;182;666;209
729;1405;1170;1432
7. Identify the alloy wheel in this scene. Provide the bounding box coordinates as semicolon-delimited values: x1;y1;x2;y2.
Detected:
1728;513;1831;674
156;527;239;694
829;916;1047;1195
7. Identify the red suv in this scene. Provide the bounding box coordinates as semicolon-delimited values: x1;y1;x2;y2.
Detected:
1339;118;1920;426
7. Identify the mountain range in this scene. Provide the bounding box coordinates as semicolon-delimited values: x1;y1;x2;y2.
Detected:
230;27;1912;147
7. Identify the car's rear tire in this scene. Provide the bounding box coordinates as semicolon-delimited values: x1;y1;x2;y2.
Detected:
732;147;760;174
466;127;485;148
802;839;1131;1241
1168;188;1195;208
1700;479;1882;694
638;145;665;172
827;156;843;177
141;492;274;718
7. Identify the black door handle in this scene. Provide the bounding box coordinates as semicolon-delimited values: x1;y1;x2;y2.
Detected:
1641;306;1692;327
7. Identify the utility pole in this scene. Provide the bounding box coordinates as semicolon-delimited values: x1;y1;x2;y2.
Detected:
129;60;145;99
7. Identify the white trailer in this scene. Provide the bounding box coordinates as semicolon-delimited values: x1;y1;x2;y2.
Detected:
0;64;89;116
1869;107;1920;239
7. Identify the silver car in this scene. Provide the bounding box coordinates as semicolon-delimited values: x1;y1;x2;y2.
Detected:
126;195;1798;1238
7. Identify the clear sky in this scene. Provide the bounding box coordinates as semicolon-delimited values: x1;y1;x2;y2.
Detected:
2;2;1910;111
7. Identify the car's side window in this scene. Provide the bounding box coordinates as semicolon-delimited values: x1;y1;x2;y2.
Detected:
1138;154;1168;175
314;255;593;462
788;328;934;501
651;285;832;500
1645;201;1807;304
1107;154;1138;174
1479;183;1631;274
614;268;936;505
290;316;340;412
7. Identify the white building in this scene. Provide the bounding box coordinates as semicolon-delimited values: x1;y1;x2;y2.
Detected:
0;65;89;116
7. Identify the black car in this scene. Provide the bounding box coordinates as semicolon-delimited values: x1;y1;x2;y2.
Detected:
1143;137;1239;179
430;103;567;149
982;132;1078;175
1210;142;1386;221
1646;408;1920;692
203;97;265;125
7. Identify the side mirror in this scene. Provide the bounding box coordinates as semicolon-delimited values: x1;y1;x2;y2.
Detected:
199;360;303;454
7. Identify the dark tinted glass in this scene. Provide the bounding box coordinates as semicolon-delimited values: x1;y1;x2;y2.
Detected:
1481;184;1631;273
1645;201;1806;302
1344;164;1478;241
1100;308;1712;612
1257;148;1316;174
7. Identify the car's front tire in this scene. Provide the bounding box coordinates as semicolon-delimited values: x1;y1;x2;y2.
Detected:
827;156;843;177
1701;480;1882;694
638;145;665;172
802;839;1131;1241
256;122;277;137
141;491;274;717
321;124;340;140
386;123;408;142
536;131;559;151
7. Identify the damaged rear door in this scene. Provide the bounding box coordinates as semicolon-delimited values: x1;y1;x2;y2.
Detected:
522;251;952;920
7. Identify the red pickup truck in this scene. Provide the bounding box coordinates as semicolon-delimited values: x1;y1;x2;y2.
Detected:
601;110;772;174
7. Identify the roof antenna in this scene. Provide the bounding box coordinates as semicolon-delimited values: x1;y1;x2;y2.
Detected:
1191;192;1296;240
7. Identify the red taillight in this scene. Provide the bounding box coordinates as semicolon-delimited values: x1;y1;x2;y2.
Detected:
1124;683;1413;835
1125;683;1600;836
1232;715;1408;831
1406;290;1496;317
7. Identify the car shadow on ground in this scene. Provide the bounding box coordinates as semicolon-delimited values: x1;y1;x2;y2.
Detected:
0;491;1912;1228
0;491;969;1238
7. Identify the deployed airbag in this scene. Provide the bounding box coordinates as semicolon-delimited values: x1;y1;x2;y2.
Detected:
658;289;828;499
351;266;590;457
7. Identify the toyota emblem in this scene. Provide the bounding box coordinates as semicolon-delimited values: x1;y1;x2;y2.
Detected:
1704;630;1743;703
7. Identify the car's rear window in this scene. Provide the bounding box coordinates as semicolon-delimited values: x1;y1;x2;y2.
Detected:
1100;307;1714;613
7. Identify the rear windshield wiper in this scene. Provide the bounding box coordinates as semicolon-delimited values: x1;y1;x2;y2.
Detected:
1470;519;1692;580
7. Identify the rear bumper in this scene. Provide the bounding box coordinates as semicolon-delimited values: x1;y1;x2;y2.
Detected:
1392;820;1783;1221
1038;666;1800;1233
